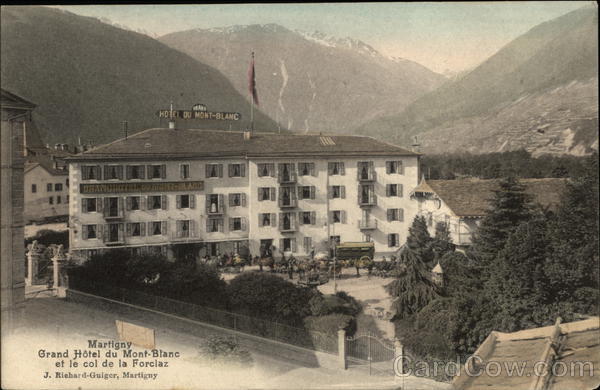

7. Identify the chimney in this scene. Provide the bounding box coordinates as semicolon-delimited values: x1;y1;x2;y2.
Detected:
243;130;252;140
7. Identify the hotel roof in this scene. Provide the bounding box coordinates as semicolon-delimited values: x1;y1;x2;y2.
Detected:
66;128;418;161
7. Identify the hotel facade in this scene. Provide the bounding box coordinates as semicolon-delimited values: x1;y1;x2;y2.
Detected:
67;128;420;261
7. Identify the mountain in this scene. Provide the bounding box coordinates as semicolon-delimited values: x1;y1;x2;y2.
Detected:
354;6;598;156
0;6;278;146
159;24;446;133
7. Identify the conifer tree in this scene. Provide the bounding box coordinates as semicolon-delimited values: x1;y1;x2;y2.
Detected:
406;215;434;264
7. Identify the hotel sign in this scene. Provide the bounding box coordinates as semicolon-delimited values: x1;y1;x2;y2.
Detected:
80;181;204;194
157;110;241;121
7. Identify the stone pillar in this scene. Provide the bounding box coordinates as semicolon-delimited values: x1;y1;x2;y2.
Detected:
394;338;404;376
51;244;67;297
26;240;41;286
338;329;347;369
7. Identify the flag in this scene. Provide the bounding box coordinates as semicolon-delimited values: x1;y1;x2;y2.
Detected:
248;52;259;106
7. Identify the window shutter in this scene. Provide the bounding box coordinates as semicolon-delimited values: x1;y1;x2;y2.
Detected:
125;166;131;180
96;165;103;180
118;197;124;216
190;195;196;209
270;188;276;201
126;223;132;237
399;161;404;175
328;186;332;199
117;166;123;180
95;225;102;240
206;219;211;232
82;226;88;240
310;211;316;225
176;195;182;209
140;165;146;179
218;164;223;178
291;238;297;253
271;213;277;227
126;197;132;211
340;186;346;199
297;186;302;200
240;164;246;177
218;194;224;213
241;217;247;231
241;193;247;207
399;208;404;222
258;214;262;227
82;198;88;213
161;195;168;210
328;211;333;224
146;165;151;179
386;184;391;197
219;219;224;232
310;186;316;199
190;220;196;237
310;163;316;176
386;161;391;174
161;221;168;236
180;165;185;179
388;234;392;247
258;188;263;201
327;163;333;175
140;196;146;211
103;224;109;242
387;209;392;222
140;223;146;236
205;165;210;178
103;166;109;180
278;213;283;230
399;184;403;198
340;162;345;175
228;164;233;178
102;198;109;217
160;164;166;179
341;210;347;224
229;218;234;231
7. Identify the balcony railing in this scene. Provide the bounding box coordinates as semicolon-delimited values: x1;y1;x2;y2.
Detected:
357;170;376;182
278;171;297;184
358;195;377;207
279;222;297;232
358;219;377;230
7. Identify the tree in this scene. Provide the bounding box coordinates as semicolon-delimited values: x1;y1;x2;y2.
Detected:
386;247;440;319
469;176;533;268
406;215;434;264
431;222;455;261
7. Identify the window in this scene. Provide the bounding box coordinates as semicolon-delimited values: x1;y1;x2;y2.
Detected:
230;217;244;231
207;218;223;233
49;196;53;205
299;186;315;200
279;186;296;207
278;163;296;183
47;183;53;192
57;196;62;204
359;184;376;205
330;185;345;199
298;162;315;176
206;194;223;214
229;193;246;207
127;165;145;180
386;184;402;197
388;233;400;247
228;163;245;177
82;165;101;180
127;196;141;211
387;208;404;222
31;184;37;193
260;213;274;227
104;165;123;180
357;161;374;180
82;198;97;213
386;160;403;175
180;164;190;179
66;179;69;187
331;210;346;224
328;162;345;176
177;220;190;238
149;164;165;179
149;195;162;210
206;164;223;178
83;225;97;239
280;212;295;231
258;187;275;201
177;194;195;209
280;237;296;253
300;211;315;225
257;163;274;177
55;183;63;191
128;222;143;237
104;197;121;217
151;221;163;235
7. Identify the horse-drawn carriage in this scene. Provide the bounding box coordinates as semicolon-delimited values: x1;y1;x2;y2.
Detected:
335;242;375;276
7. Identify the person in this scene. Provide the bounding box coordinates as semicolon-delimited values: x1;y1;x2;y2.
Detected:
310;247;315;260
288;255;296;280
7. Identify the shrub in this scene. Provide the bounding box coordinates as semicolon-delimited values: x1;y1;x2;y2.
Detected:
198;336;253;367
227;273;318;324
309;291;361;317
304;313;356;336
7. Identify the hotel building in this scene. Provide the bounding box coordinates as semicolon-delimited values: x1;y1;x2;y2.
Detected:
67;128;419;261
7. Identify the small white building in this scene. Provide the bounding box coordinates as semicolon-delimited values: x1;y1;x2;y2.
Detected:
67;128;421;261
24;155;69;223
410;178;568;249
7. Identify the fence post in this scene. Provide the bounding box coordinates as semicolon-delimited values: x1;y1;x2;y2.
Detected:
338;328;347;369
394;338;404;376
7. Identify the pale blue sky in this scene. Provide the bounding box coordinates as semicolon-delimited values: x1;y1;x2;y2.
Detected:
54;2;594;74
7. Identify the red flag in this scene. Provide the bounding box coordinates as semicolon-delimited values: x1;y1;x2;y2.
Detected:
248;52;259;106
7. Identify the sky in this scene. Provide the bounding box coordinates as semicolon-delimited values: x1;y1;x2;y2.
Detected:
54;2;594;74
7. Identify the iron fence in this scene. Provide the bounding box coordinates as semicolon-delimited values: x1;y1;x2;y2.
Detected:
68;276;338;354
